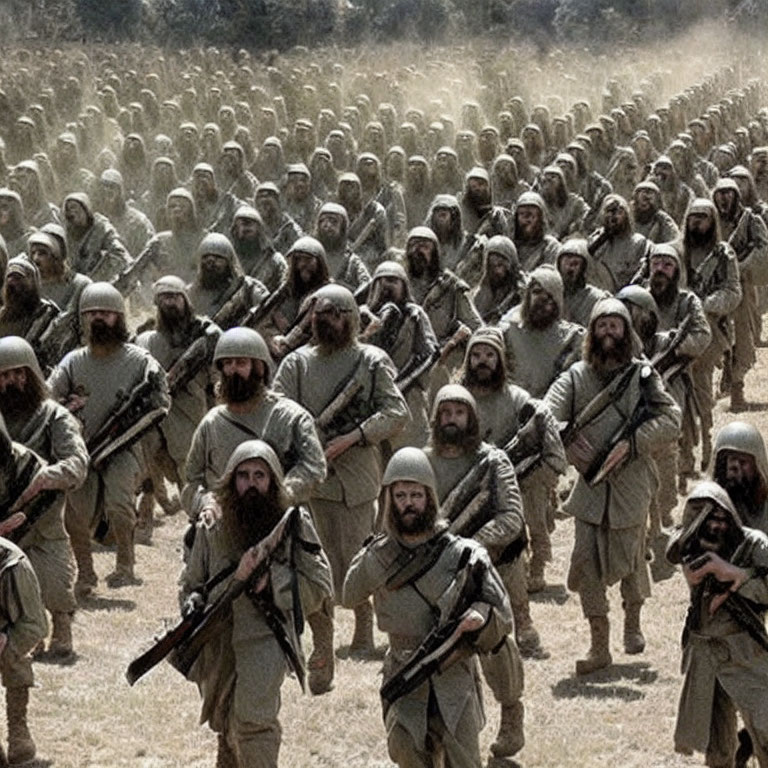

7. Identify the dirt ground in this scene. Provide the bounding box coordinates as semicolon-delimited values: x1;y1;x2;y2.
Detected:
22;345;768;768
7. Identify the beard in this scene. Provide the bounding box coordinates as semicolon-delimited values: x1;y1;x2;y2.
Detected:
686;228;715;249
0;381;44;420
407;249;438;281
317;229;345;252
221;485;284;551
199;264;230;290
488;269;514;291
220;369;265;404
649;272;679;308
721;474;761;513
391;498;437;536
432;416;481;453
463;362;505;391
466;187;491;210
515;219;542;243
87;317;128;347
292;266;325;297
525;299;557;330
587;333;633;377
313;315;354;353
2;283;39;319
157;304;192;339
633;205;655;225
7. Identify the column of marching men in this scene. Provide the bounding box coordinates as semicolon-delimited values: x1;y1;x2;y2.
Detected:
1;46;768;767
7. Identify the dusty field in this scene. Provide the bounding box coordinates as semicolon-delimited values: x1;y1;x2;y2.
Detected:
23;346;768;768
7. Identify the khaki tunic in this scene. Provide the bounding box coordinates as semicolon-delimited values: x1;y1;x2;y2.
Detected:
545;360;680;613
515;235;560;273
635;210;679;244
183;391;326;516
590;231;651;292
111;204;156;258
132;229;205;288
343;531;513;764
67;213;132;282
274;343;409;593
324;246;370;292
5;400;87;614
188;275;269;328
563;284;610;328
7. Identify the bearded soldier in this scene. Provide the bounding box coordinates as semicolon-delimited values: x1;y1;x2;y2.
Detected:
343;446;514;768
460;328;567;600
230;206;287;293
62;193;131;283
187;233;270;327
491;153;530;209
710;421;768;534
254;182;303;257
314;203;371;291
538;165;589;240
0;189;31;259
338;173;388;270
424;194;466;273
274;285;408;690
218;140;258;203
512;191;560;272
135;277;222;530
284;163;322;235
191;163;243;235
652;155;695;225
8;161;59;230
557;239;609;328
360;260;438;450
95;169;155;259
712;178;768;411
588;194;651;292
180;439;332;767
0;258;59;348
631;180;680;245
545;299;680;674
0;336;87;660
666;482;768;768
471;235;525;325
404;155;433;229
681;200;741;473
501;265;585;399
48;283;170;591
28;228;91;314
0;419;47;764
459;166;512;238
357;152;407;248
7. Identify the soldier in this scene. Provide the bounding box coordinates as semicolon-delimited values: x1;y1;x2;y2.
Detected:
458;166;511;238
8;160;60;229
28;228;91;314
0;189;30;259
343;446;514;768
254;183;303;256
631;180;680;245
557;239;609;328
588;194;651;292
710;421;768;534
424;194;466;273
62;192;131;283
0;336;87;660
666;482;768;768
313;204;370;291
0;258;59;347
403;155;433;229
191;163;242;235
0;420;47;764
230;206;287;293
48;282;170;591
218;140;258;203
360;260;438;450
187;233;270;327
545;299;680;674
338;172;388;270
274;285;408;689
95;169;155;259
712;178;768;411
566;141;612;227
500;265;585;399
681;199;741;473
652;155;695;225
180;439;333;767
284;163;322;235
538;165;589;240
512;191;560;272
471;235;525;325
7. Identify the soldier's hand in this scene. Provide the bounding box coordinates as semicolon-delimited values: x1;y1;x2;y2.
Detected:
181;591;204;619
457;607;487;636
0;513;26;538
65;393;88;413
269;335;289;360
235;543;265;582
12;471;57;511
325;431;359;462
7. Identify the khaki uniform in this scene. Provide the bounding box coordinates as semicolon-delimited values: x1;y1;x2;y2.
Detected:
180;507;333;767
5;400;88;617
40;272;92;314
274;343;408;595
545;359;680;616
132;229;205;287
635;209;680;244
65;201;132;282
324;246;371;292
343;530;513;768
515;235;560;272
590;231;651;292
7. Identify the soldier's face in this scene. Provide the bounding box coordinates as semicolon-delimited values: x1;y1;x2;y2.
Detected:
653;165;671;185
724;450;757;484
376;275;404;303
0;366;27;394
487;253;510;282
287;174;309;199
234;217;261;240
593;315;626;348
318;213;343;240
713;189;737;217
634;189;655;213
438;400;469;433
700;507;732;552
390;481;428;532
99;181;121;208
201;253;229;279
255;193;279;219
10;167;34;196
357;159;377;182
167;198;192;227
558;253;584;282
469;343;499;380
65;200;89;228
0;200;13;227
156;292;186;318
221;150;240;174
30;244;57;278
193;173;216;197
220;356;254;380
235;458;272;498
83;309;119;333
515;205;540;236
602;202;627;233
650;255;677;281
686;212;712;236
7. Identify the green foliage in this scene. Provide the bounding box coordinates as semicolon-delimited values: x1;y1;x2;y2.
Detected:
76;0;143;38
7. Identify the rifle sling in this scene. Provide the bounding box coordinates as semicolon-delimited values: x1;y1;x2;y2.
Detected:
385;532;451;591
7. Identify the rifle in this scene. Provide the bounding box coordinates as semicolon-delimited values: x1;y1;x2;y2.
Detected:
649;310;695;382
26;301;60;357
587;227;611;257
503;403;547;481
350;216;377;253
87;368;169;470
380;547;487;708
441;453;493;531
585;365;653;486
314;354;372;439
208;275;255;331
127;506;300;686
112;239;161;295
37;310;82;371
239;282;290;331
166;322;220;399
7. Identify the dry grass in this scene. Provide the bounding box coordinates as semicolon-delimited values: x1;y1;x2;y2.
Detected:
22;347;767;768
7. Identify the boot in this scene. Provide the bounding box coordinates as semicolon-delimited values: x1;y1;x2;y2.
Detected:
307;609;334;695
69;529;97;598
575;616;612;676
730;381;747;413
215;733;237;768
490;700;525;758
6;687;34;765
48;612;74;659
623;602;646;655
349;600;375;657
527;556;546;594
106;522;140;588
512;602;547;659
